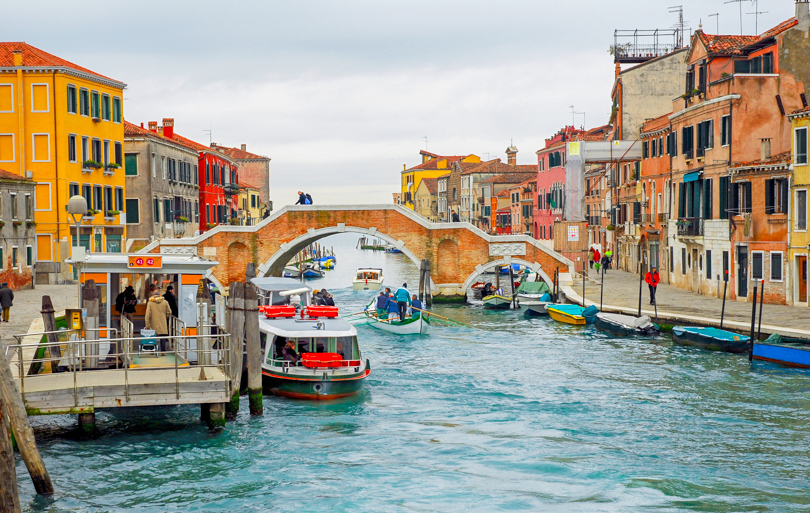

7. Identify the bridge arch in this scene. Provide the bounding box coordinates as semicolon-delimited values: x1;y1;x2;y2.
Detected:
460;257;554;293
257;225;426;280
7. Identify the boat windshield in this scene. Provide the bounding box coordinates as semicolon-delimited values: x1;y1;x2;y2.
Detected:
270;335;359;362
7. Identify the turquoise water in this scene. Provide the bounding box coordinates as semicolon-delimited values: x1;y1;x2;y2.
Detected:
20;234;810;512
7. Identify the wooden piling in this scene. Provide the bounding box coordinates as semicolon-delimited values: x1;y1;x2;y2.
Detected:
0;343;53;496
82;280;100;369
0;395;21;512
77;412;95;438
40;296;62;374
244;285;263;416
207;403;226;430
225;282;245;420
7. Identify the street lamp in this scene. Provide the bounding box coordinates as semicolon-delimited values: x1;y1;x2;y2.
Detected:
68;195;87;307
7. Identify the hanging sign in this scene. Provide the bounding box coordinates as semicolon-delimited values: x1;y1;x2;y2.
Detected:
128;255;163;269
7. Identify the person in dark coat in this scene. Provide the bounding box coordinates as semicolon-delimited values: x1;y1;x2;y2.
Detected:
282;340;300;364
320;289;335;306
0;283;13;323
115;286;137;316
411;294;423;318
451;210;460;222
163;285;179;318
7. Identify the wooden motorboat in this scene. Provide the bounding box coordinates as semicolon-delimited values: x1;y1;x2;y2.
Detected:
547;304;598;325
671;326;750;353
482;294;512;310
515;281;552;316
361;302;430;335
752;333;810;368
252;278;370;400
594;312;659;336
353;268;384;290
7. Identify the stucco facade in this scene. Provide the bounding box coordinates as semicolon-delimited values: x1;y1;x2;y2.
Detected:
0;169;36;289
211;143;271;212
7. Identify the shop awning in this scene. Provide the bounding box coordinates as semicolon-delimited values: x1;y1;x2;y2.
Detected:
683;169;703;183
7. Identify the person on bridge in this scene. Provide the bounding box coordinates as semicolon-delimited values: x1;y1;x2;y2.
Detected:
295;191;311;205
394;283;411;321
451;210;460;222
645;267;660;305
0;283;13;323
411;294;423;318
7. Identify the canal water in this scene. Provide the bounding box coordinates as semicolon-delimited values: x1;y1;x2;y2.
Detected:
21;233;810;512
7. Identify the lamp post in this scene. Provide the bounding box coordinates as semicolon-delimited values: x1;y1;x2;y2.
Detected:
68;195;88;307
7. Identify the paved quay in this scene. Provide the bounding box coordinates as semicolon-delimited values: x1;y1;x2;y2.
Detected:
563;269;810;337
0;284;79;343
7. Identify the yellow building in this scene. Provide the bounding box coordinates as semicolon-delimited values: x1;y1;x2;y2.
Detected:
400;150;480;209
788;107;810;306
237;182;263;226
0;43;127;282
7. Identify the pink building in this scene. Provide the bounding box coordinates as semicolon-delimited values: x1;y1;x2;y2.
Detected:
534;127;583;239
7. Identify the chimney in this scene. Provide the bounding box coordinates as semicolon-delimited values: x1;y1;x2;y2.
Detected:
615;61;621;79
140;122;144;128
241;144;246;151
797;0;810;29
147;121;158;132
506;145;518;166
162;118;174;138
12;50;22;67
761;138;771;161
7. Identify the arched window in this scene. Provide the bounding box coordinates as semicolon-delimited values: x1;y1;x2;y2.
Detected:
452;188;457;202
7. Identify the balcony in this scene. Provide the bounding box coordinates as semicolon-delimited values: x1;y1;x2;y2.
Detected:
676;217;703;237
657;213;668;223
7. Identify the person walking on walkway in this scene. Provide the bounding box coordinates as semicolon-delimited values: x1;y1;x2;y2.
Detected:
645;267;660;305
145;289;172;351
295;191;312;205
394;283;411;321
0;283;13;323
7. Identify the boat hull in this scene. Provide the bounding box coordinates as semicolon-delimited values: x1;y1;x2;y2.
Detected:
523;302;550;315
672;327;749;353
752;341;810;368
483;295;512;310
365;315;429;335
262;367;370;400
548;308;586;325
353;280;383;290
594;314;659;337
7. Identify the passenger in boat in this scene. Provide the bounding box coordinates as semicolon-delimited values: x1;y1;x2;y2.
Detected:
411;294;423;318
321;289;335;306
384;293;399;320
482;282;494;298
395;283;411;321
375;291;388;317
282;340;300;364
312;289;323;305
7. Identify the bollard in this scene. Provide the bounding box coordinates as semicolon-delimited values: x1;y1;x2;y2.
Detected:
244;285;263;416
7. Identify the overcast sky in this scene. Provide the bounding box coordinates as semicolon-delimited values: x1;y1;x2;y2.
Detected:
9;0;794;205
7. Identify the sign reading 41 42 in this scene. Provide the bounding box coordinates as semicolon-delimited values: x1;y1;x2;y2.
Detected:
128;255;163;269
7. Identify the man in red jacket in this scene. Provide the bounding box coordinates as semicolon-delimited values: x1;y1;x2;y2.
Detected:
645;267;660;305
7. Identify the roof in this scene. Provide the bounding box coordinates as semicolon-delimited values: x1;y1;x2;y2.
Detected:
496;190;510;198
238;181;259;191
419;177;438;194
696;18;798;56
481;172;536;185
0;169;32;182
212;144;269;161
574;125;612;142
730;151;791;170
0;42;124;87
124;121;203;154
460;159;535;176
789;105;810;118
405;154;467;172
165;133;236;164
641;114;671;136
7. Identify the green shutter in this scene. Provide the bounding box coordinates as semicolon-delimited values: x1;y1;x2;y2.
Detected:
703;178;712;219
678;183;686;218
125;154;138;176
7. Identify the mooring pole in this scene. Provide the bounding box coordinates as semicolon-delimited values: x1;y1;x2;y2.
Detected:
424;259;433;307
509;265;517;309
749;282;758;362
40;296;62;374
638;262;645;317
757;279;764;340
720;270;729;329
581;266;586;307
244;284;263;416
225;282;245;421
0;343;54;496
600;262;605;311
0;395;21;512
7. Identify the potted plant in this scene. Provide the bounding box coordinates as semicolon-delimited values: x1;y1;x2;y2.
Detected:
106;210;120;216
207;223;216;229
83;160;102;169
26;220;36;228
229;218;241;226
606;224;615;231
0;221;5;229
176;216;190;223
12;220;22;227
105;163;121;170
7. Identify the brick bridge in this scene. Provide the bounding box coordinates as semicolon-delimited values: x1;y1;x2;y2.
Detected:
144;205;575;299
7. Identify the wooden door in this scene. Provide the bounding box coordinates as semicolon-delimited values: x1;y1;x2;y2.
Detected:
799;256;808;303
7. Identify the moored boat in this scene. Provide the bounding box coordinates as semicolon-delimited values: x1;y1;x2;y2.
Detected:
482;294;512;309
252;277;370;400
353;268;384;290
752;333;810;368
515;281;552;316
547;304;598;325
594;312;659;336
282;265;302;278
671;326;750;353
302;263;325;279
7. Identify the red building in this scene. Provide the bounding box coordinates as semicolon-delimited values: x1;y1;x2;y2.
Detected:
534;127;583;240
164;123;239;232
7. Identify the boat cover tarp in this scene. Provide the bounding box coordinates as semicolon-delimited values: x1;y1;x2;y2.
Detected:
516;282;551;294
674;326;749;341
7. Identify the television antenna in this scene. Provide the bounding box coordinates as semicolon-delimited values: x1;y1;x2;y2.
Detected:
669;5;685;46
725;0;746;34
708;13;720;33
747;0;767;34
569;105;585;130
422;136;428;151
203;129;212;145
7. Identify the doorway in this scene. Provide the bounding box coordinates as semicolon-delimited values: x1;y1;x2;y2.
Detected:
737;246;748;298
798;255;808;303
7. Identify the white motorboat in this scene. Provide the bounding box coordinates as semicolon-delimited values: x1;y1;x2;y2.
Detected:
353;268;384;290
515;281;553;315
359;299;429;335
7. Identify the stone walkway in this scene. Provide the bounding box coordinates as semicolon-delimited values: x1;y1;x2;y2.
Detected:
563;269;810;337
0;284;79;343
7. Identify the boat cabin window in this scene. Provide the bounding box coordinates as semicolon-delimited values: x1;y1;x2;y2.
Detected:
335;336;358;360
270;335;359;362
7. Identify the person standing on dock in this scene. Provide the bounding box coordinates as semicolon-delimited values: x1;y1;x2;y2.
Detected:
0;283;13;322
163;285;179;318
645;267;660;305
145;289;172;351
394;283;411;321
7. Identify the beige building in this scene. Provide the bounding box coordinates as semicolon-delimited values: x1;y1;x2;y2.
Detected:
414;177;438;222
211;143;271;212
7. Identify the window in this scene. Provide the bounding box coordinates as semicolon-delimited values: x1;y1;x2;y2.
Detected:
82;136;89;164
162;157;166;179
205;162;210;183
752;251;764;280
69;182;79;198
193;165;198;185
125;199;139;224
79;88;89;116
112;97;121;123
151;153;156;177
721;115;731;146
125;154;138;176
765;178;788;214
681;247;687;274
642;140;649;159
739;182;752;214
67;85;77;114
92;138;101;163
164;198;172;222
796;127;808;165
12;247;18;267
797;190;807;230
26;246;32;267
91;91;100;118
10;193;17;219
771;252;783;281
104;186;112;213
68;134;76;162
154;197;160;223
696;120;713;157
114;142;122;166
682;125;694;159
93;185;102;211
24;194;32;219
82;184;91;210
115;187;123;211
103;140;110;166
706;250;712;280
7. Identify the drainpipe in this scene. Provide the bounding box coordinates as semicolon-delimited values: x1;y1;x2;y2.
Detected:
51;70;61;268
728;97;735;299
14;51;25;179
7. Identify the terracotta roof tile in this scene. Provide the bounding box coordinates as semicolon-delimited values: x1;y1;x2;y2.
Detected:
124;120;202;154
420;177;438;194
460;159;535;176
731;151;791;169
0;42;121;84
212;144;269;160
0;168;32;181
481;172;536;185
641;114;671;135
698;17;798;56
405;154;467;171
790;105;810;116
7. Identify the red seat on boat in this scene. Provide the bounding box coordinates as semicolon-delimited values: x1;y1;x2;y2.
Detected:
306;306;339;318
302;352;344;368
263;305;297;318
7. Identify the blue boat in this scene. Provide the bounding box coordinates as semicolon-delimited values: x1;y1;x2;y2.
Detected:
752;333;810;368
499;263;523;274
671;326;749;353
302;268;324;279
